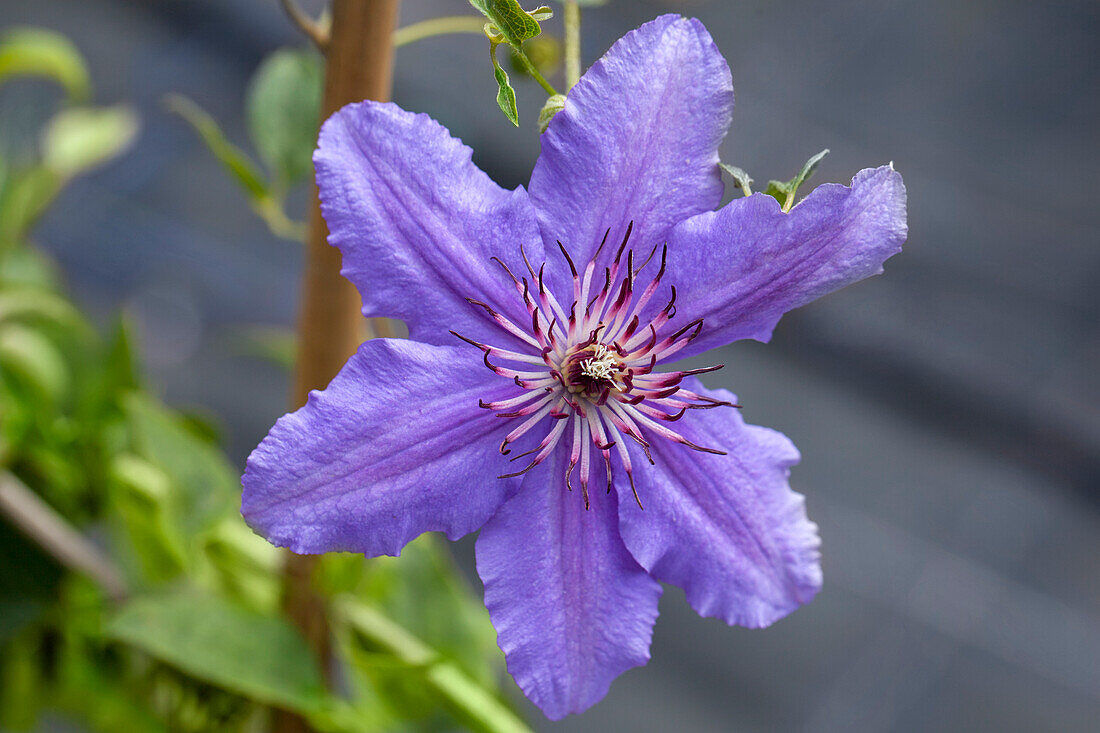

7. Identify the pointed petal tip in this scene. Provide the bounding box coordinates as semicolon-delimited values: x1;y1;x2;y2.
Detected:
477;455;662;720
531;11;733;266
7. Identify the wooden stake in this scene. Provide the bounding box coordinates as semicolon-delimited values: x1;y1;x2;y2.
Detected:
277;2;400;731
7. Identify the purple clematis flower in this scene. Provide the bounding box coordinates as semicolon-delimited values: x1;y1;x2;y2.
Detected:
242;14;907;720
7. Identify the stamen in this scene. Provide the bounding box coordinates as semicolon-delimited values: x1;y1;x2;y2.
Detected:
468;223;732;507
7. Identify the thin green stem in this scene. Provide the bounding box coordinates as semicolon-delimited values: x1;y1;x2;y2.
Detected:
393;15;486;47
511;45;559;96
563;0;581;89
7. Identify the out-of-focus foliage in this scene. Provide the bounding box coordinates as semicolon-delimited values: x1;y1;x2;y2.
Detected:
246;48;323;190
0;27;90;101
0;30;528;733
166;47;323;243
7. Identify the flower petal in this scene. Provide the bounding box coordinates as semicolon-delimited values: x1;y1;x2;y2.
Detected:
476;448;662;720
529;14;733;267
661;165;907;357
315;101;543;348
619;379;822;628
242;339;519;556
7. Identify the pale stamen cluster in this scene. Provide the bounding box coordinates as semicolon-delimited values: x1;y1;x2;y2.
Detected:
452;223;738;510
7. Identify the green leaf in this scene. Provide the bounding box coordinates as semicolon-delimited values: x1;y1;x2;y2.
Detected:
108;453;188;583
41;105;139;179
0;246;61;290
122;392;237;538
165;94;268;199
719;162;754;197
322;535;517;730
764;148;829;212
103;316;139;393
165;94;306;241
469;0;543;45
490;42;520;127
245;48;323;188
0;27;91;102
0;287;84;332
338;597;531;733
107;591;329;715
0;165;62;244
196;518;280;613
344;535;501;687
0;323;70;402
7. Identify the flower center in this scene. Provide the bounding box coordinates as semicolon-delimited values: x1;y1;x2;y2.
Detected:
452;222;737;510
569;344;619;394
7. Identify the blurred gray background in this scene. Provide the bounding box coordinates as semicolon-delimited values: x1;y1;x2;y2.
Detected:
2;0;1098;730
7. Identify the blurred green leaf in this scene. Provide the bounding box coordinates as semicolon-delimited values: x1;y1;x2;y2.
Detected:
108;453;188;583
764;148;829;211
324;535;518;730
0;322;70;402
0;246;61;290
166;94;306;241
246;48;322;188
197;518;280;613
102;316;139;394
107;591;328;715
122;392;237;538
0;165;62;245
0;287;85;331
41;105;139;179
44;579;166;733
356;535;500;687
165;94;268;199
0;27;91;102
338;596;531;733
490;43;520;127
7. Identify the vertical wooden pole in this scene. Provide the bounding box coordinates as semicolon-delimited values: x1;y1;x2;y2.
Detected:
277;2;400;731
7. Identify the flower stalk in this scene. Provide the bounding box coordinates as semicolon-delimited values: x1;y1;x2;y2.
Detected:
563;0;581;89
510;45;559;96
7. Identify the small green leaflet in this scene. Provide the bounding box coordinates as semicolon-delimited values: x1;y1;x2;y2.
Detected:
469;0;543;46
765;148;829;211
490;42;520;127
719;162;754;197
